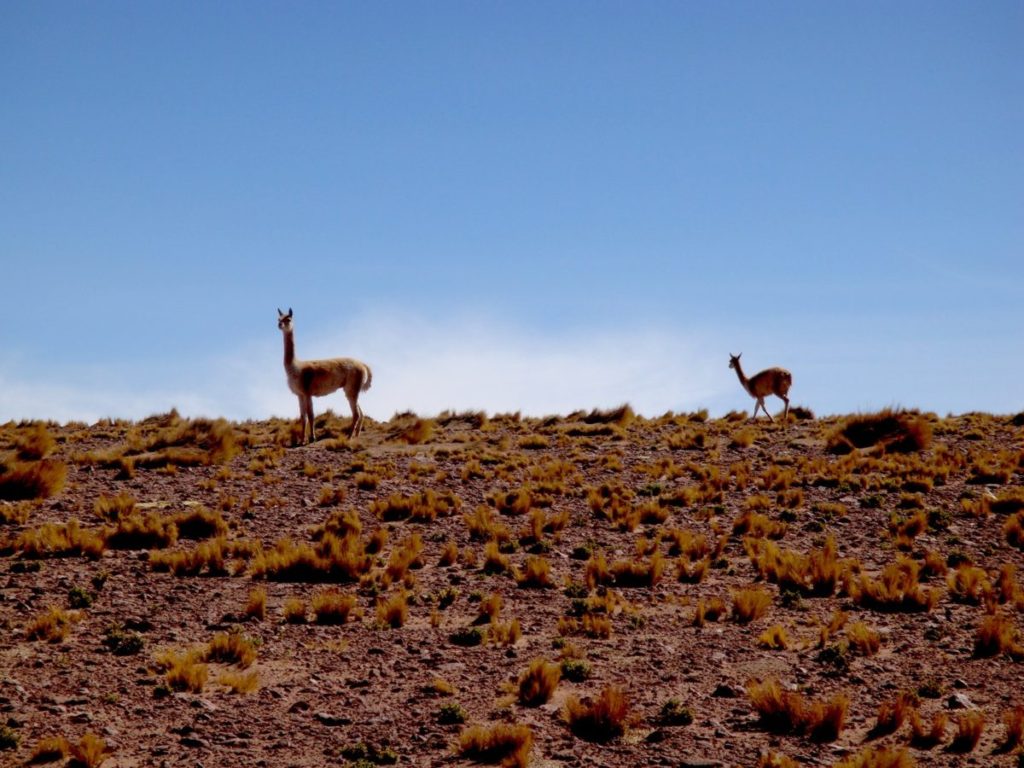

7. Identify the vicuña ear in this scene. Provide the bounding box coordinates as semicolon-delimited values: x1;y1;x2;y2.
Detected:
287;308;293;318
278;308;284;317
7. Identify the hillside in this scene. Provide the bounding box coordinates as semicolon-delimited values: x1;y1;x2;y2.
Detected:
1;408;1023;767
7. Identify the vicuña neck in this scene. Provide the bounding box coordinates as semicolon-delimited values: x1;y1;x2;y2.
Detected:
732;361;750;393
282;329;296;369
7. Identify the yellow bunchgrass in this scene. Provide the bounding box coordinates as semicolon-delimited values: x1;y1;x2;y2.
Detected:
563;685;630;742
456;723;533;768
216;669;259;694
732;586;773;623
29;735;71;763
68;732;108;768
25;605;77;642
746;678;849;742
376;590;408;628
948;710;985;753
516;555;554;588
282;596;307;623
832;746;916;768
758;625;789;650
871;692;916;737
311;588;357;624
846;621;881;656
203;632;257;668
244;587;267;620
156;648;208;693
516;658;561;706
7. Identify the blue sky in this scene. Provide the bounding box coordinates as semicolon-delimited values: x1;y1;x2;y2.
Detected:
2;2;1021;422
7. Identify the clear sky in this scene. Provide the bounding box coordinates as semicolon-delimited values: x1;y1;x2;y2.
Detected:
2;2;1021;422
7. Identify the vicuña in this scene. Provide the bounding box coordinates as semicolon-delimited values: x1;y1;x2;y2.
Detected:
728;353;791;422
277;308;372;442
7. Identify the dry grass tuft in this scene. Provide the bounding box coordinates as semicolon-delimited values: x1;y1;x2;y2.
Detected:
1005;513;1024;550
25;605;76;642
908;709;947;749
13;519;105;559
516;555;554;588
244;587;267;621
832;746;916;768
174;505;229;540
517;658;561;706
372;489;461;522
758;624;789;649
1000;704;1024;753
216;669;259;694
973;612;1024;659
732;586;773;623
156;648;209;692
947;564;993;605
850;559;939;613
456;723;533;768
827;409;931;454
93;491;137;522
846;621;881;656
948;710;985;753
0;500;32;525
482;540;511;574
312;589;357;625
757;753;800;768
388;415;435;444
67;732;108;768
29;735;71;763
609;551;664;588
733;509;788;540
148;537;231;576
14;423;57;460
376;590;408;628
104;511;178;550
488;618;522;647
251;533;371;582
871;692;916;738
746;678;848;742
80;417;238;471
564;685;630;742
204;631;258;668
385;532;425;585
282;597;307;624
746;535;841;597
0;458;67;500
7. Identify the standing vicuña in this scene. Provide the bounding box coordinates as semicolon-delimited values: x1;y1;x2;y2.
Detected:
728;353;792;422
277;308;372;442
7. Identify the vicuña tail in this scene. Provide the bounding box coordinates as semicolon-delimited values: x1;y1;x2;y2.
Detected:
361;365;373;392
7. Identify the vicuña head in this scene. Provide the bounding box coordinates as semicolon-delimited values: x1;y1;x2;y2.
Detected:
728;352;792;423
277;308;373;443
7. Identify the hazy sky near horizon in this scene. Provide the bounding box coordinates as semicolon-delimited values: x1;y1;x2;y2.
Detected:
2;2;1022;423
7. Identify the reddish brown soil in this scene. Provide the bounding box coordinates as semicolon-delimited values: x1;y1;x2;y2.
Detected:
1;410;1022;768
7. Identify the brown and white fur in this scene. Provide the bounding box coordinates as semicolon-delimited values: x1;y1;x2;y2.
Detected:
277;308;372;442
728;353;792;422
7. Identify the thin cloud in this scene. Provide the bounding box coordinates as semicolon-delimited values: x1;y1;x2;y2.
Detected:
240;311;728;420
0;313;730;423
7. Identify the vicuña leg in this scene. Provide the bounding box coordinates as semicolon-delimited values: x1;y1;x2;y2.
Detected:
304;394;316;443
345;387;361;438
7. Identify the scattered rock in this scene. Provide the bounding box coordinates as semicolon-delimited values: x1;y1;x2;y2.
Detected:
314;712;352;726
947;693;975;710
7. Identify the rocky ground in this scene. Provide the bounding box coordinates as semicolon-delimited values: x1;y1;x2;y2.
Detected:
1;407;1023;768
